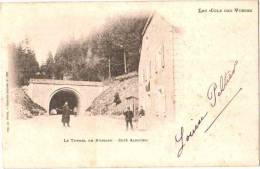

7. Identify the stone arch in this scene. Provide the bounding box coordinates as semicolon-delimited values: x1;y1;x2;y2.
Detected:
48;87;81;115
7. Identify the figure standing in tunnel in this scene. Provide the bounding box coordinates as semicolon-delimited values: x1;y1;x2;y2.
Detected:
61;101;71;127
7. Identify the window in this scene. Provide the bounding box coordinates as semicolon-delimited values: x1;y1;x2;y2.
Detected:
149;60;152;78
156;44;165;73
155;52;159;74
161;45;165;68
143;69;145;83
156;88;166;115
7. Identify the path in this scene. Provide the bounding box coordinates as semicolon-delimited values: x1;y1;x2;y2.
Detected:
3;115;161;168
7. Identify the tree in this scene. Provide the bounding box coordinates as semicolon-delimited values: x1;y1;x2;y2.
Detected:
51;14;149;81
9;40;40;86
45;52;56;79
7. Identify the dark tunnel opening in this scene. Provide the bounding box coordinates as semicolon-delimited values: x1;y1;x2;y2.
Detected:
49;90;79;115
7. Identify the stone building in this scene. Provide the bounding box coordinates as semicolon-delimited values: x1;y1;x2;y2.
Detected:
138;13;175;124
27;79;106;115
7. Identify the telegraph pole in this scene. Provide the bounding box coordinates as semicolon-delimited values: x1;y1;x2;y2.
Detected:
123;48;127;74
108;55;111;80
114;43;127;74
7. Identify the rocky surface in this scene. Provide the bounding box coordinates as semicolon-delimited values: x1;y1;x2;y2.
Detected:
86;72;138;117
10;87;47;119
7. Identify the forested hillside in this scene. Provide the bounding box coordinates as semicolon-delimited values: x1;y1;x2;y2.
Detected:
41;14;149;81
8;39;40;86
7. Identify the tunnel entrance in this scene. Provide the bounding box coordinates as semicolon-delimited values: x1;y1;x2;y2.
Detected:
49;89;79;115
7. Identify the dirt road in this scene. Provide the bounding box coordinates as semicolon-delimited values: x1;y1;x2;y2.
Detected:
3;115;165;168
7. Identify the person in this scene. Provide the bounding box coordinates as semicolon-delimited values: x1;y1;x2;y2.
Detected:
123;106;134;130
61;102;71;127
134;107;139;129
50;108;57;115
73;106;78;116
139;106;145;116
138;106;146;131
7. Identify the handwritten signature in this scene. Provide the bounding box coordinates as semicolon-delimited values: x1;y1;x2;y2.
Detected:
175;112;208;157
207;61;238;107
175;60;241;158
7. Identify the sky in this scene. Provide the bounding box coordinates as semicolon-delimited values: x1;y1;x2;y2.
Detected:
0;2;150;65
1;1;255;66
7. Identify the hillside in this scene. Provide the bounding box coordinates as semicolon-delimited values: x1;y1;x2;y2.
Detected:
10;87;47;119
86;72;138;117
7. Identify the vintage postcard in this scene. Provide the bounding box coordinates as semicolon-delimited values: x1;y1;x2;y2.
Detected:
0;1;259;168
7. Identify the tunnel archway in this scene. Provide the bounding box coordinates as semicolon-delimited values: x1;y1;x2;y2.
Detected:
49;88;80;115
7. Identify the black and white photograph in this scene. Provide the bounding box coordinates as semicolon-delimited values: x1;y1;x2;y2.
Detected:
0;1;259;168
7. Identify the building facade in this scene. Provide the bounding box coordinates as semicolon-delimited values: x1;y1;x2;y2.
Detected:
138;14;175;124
